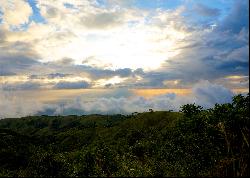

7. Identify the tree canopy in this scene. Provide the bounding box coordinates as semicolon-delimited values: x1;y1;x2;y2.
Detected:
0;94;249;177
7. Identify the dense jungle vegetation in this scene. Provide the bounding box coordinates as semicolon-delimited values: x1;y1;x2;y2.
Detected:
0;94;249;177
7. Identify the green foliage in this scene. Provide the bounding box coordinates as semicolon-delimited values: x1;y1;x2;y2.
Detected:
180;103;203;117
0;94;249;177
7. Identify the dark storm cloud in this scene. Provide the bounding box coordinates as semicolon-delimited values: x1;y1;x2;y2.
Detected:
217;0;249;33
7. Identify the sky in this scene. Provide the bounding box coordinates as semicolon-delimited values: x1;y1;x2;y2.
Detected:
0;0;249;118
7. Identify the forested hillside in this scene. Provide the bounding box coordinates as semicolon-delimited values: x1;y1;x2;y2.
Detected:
0;94;249;177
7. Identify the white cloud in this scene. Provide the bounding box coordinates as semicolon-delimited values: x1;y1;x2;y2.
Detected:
192;80;234;108
77;81;233;115
1;0;190;71
0;81;214;118
0;80;235;118
0;89;46;118
0;0;248;98
0;0;32;27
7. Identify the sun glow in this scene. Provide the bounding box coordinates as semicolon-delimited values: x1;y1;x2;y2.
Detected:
225;75;249;79
9;20;188;71
78;26;186;70
131;89;191;98
94;76;127;88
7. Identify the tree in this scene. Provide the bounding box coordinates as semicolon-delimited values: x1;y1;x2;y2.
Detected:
180;103;203;117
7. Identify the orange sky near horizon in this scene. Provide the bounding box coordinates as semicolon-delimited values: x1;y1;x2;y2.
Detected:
132;88;249;98
7;88;248;104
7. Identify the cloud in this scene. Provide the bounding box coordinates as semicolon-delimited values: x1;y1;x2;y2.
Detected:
40;81;237;116
214;75;249;89
47;73;70;79
225;45;249;62
0;27;40;75
38;0;127;30
67;64;135;81
0;89;46;118
82;56;114;69
45;80;233;115
236;28;249;43
80;11;125;29
54;58;75;66
193;3;220;17
32;73;70;79
0;0;189;70
0;71;16;76
0;53;38;75
1;82;41;91
0;0;32;26
0;28;7;42
0;80;236;118
53;81;91;89
140;1;249;89
106;0;135;7
192;80;234;108
217;0;249;33
0;0;248;94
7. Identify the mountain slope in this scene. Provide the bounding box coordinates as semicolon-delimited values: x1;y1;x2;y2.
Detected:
0;94;249;177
